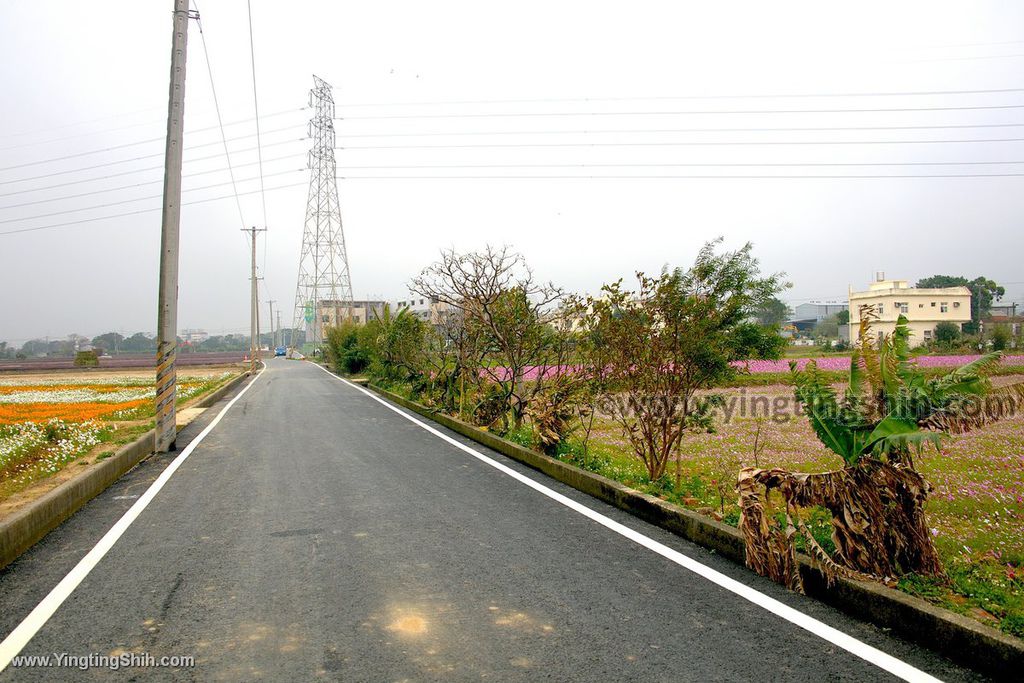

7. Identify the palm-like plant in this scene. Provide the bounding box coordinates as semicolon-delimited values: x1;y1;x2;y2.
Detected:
738;307;1023;590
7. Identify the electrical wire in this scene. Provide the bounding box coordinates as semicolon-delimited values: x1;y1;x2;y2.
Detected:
326;161;1024;172
0;180;309;237
3;167;1021;241
246;0;269;289
337;137;1024;151
336;103;1024;121
0;137;307;187
0;151;306;199
0;168;303;226
333;87;1024;109
333;122;1024;139
0;153;305;210
0;123;304;172
194;1;247;233
0;107;305;154
332;173;1024;179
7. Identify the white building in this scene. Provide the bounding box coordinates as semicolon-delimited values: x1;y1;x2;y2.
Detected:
848;275;971;346
392;293;451;327
181;329;209;344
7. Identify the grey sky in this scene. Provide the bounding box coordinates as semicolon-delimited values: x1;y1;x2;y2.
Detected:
1;1;1023;345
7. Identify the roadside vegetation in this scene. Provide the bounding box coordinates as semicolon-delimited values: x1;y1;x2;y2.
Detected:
322;242;1024;639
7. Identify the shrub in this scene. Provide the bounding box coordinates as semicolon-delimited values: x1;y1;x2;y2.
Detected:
73;350;98;367
935;321;961;347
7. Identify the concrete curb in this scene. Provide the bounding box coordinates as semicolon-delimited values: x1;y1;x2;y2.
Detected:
368;383;1023;680
0;371;251;571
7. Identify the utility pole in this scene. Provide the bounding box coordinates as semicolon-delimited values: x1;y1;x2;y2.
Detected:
267;299;276;348
155;0;196;454
276;310;282;349
243;226;266;374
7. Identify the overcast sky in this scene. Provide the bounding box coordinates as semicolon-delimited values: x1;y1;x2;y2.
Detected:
1;1;1023;345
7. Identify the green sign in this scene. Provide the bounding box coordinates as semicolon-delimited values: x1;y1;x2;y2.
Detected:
304;302;314;324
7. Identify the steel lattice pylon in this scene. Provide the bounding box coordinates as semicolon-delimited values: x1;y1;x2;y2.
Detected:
291;75;354;352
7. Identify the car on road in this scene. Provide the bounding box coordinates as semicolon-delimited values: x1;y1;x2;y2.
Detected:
274;346;286;357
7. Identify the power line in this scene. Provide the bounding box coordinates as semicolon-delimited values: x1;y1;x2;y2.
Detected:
328;160;1024;171
0;123;303;172
0;107;305;154
333;86;1024;109
0;156;304;211
193;0;248;242
4;167;1024;238
337;137;1024;151
6;155;1022;210
0;151;305;199
334;122;1024;139
246;0;269;283
0;180;308;237
336;103;1024;121
0;137;306;187
0;168;303;226
333;173;1024;179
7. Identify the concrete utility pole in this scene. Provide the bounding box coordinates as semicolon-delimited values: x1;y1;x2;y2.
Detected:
155;0;196;454
276;310;282;349
267;299;276;347
244;226;266;374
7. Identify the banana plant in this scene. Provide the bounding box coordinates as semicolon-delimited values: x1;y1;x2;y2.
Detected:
791;309;1006;467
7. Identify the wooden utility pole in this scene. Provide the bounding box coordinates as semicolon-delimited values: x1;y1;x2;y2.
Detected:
155;0;194;453
243;226;266;374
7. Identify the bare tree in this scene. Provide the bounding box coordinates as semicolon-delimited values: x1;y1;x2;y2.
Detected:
411;246;564;429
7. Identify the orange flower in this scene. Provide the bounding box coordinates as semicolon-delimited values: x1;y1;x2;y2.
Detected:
0;400;150;424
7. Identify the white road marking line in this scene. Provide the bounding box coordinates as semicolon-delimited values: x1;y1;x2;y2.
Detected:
315;364;944;683
0;367;264;672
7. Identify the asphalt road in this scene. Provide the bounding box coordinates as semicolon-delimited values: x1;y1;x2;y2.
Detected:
0;359;987;681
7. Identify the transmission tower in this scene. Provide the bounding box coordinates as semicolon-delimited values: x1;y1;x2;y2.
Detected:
292;75;354;353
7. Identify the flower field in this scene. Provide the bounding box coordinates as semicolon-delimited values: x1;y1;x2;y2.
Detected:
573;378;1024;637
0;370;235;503
499;355;1024;381
735;354;1024;374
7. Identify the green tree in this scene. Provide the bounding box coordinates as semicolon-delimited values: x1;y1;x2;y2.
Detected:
592;239;786;482
325;320;375;374
916;275;1005;333
934;321;961;346
836;309;850;325
121;332;156;353
813;315;840;339
91;332;124;354
755;297;791;326
990;324;1011;352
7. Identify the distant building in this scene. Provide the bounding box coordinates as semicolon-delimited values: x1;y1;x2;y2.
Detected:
848;275;971;346
318;299;388;329
989;303;1019;318
181;329;209;344
788;300;847;333
392;293;451;327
